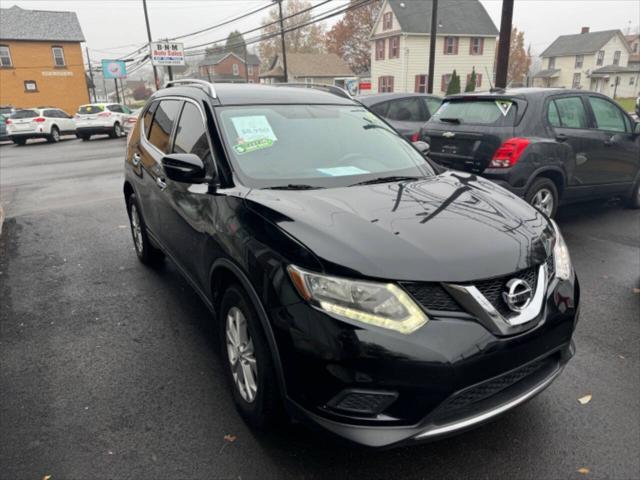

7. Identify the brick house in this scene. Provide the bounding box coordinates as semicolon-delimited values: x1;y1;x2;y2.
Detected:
0;6;89;114
198;52;260;83
370;0;498;95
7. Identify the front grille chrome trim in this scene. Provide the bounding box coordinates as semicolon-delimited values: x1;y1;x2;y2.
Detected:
443;264;548;336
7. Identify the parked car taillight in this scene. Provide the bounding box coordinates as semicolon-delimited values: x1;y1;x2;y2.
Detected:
5;119;11;125
32;117;46;123
489;138;530;168
127;117;137;123
410;132;420;142
98;112;112;117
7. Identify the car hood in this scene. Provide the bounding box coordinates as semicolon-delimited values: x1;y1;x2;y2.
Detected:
245;171;553;282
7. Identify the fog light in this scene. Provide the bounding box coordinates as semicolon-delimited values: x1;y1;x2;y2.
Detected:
327;389;398;415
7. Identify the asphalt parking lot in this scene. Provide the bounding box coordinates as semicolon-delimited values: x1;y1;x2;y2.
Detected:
1;136;639;480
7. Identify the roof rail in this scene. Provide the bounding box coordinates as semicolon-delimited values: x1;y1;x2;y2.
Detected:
274;82;353;100
164;79;217;98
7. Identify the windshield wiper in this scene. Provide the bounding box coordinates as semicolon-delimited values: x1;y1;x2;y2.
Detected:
349;176;422;187
439;117;461;124
363;124;400;136
264;184;323;190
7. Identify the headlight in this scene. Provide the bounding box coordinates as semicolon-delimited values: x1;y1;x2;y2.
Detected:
287;266;428;334
551;220;572;280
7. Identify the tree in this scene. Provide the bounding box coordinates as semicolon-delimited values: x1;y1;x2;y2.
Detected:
465;67;477;92
132;84;152;101
508;27;531;85
325;0;382;74
446;70;461;95
225;30;247;56
257;0;326;68
205;43;225;55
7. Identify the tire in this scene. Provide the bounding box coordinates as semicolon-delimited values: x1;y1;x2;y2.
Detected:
625;178;640;209
81;135;91;141
13;138;26;146
48;126;60;143
126;193;164;266
219;284;281;429
525;178;559;218
110;122;122;138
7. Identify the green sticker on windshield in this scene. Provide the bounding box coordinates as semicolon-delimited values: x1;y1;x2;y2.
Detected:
233;138;274;155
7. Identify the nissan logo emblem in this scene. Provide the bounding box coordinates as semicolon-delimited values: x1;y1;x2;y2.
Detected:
502;278;533;312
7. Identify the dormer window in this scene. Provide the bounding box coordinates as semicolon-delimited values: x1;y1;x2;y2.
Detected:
383;12;392;30
613;51;621;66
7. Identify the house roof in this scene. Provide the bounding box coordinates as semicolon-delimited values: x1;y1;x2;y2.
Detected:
624;34;639;43
385;0;498;36
629;54;640;64
0;5;85;42
259;53;354;78
533;69;561;78
199;52;260;66
540;29;627;57
590;64;640;74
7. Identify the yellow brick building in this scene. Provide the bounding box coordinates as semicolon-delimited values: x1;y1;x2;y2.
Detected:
0;6;89;115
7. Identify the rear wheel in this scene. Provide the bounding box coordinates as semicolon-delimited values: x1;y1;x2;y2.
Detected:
219;284;280;428
525;178;558;218
110;122;122;138
48;126;60;143
126;194;164;265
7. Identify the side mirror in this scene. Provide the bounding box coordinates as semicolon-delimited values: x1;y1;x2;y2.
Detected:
162;153;206;183
412;140;430;156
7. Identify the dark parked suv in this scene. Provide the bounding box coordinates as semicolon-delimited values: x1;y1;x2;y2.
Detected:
421;88;640;217
124;80;579;448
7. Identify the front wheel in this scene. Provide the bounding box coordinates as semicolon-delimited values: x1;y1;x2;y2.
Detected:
220;285;281;428
525;178;558;218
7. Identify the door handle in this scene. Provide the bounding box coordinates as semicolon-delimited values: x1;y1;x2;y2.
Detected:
132;152;141;166
555;133;567;142
156;177;167;190
603;137;614;146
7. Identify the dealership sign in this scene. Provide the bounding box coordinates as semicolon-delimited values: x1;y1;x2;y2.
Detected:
151;42;185;66
101;60;127;79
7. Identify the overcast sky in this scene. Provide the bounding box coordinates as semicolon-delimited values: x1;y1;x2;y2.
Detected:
1;0;638;62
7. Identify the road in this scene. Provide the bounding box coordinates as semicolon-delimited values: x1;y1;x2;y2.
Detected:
1;137;639;480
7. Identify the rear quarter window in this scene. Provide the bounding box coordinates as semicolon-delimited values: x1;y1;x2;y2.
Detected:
432;99;517;126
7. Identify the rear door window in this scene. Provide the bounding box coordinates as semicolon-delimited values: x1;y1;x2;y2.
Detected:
423;97;442;116
172;102;213;165
432;99;517;126
386;97;423;121
78;105;103;115
552;97;588;129
369;101;389;117
12;110;38;119
43;109;60;118
147;100;182;153
588;96;628;133
108;104;123;113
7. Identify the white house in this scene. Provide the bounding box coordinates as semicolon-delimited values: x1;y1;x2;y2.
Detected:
369;0;498;95
534;28;640;98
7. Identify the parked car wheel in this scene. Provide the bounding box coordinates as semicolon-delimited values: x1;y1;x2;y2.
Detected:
126;194;164;265
525;178;558;218
13;138;26;146
626;178;640;209
220;284;280;428
48;126;60;143
110;122;122;138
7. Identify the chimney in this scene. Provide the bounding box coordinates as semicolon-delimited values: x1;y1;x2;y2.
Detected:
581;27;590;34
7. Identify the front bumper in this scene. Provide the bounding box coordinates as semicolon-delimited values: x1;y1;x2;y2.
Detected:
269;269;580;448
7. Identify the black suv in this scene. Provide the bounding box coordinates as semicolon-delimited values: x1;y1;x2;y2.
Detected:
421;88;640;217
124;81;579;448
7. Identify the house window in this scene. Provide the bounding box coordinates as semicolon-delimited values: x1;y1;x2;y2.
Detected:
415;74;428;93
247;65;253;75
575;55;584;68
52;46;65;67
469;37;483;55
378;76;394;93
548;57;556;69
613;51;621;66
596;50;605;66
24;80;38;92
466;73;483;88
441;74;452;92
232;63;239;76
633;43;638;53
0;45;12;67
572;73;581;88
444;37;458;55
383;12;392;30
389;36;400;59
630;76;635;85
375;39;385;60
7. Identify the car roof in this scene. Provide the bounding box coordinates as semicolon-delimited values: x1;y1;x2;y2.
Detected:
357;92;442;106
445;87;591;100
154;83;357;106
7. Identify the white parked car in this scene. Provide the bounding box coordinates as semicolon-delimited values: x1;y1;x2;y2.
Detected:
123;107;142;135
75;103;132;140
6;107;76;145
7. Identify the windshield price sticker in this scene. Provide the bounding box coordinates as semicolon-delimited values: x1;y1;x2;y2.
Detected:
495;100;513;116
231;115;278;143
233;138;274;155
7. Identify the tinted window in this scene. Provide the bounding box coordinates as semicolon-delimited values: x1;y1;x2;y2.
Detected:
11;110;38;119
172;102;212;164
386;98;423;121
433;99;517;126
147;100;181;153
108;104;123;113
43;109;58;118
553;97;588;129
369;102;389;117
423;97;442;116
547;101;561;127
78;105;104;114
142;102;158;138
588;97;627;133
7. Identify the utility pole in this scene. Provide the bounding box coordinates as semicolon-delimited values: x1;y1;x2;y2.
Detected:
244;44;249;83
142;0;160;90
114;79;121;103
277;0;288;83
427;0;438;94
495;0;514;89
85;46;97;102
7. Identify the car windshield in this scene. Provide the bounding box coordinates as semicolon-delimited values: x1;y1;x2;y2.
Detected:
78;105;104;114
217;104;434;189
432;99;518;126
11;110;38;119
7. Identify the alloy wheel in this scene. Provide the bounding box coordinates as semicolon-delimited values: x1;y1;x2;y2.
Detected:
226;306;258;403
115;124;121;137
531;188;554;216
130;204;144;254
51;128;60;142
